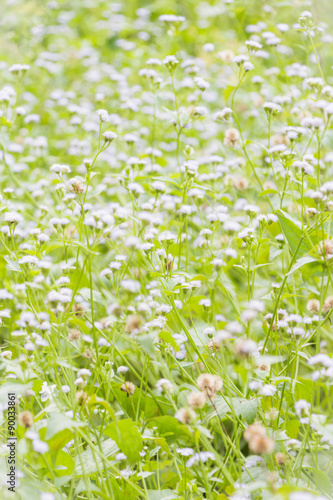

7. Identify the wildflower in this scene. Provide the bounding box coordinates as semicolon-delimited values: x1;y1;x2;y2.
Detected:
103;131;118;142
97;109;109;122
159;14;186;24
295;399;310;416
215;107;233;121
33;439;49;454
235;338;257;357
323;296;333;313
119;468;135;478
199;298;211;308
4;211;23;224
263;102;282;116
186;451;215;467
259;385;276;396
244;423;275;454
75;391;88;405
117;366;129;374
50;164;71;174
68;329;80;341
176;447;194;456
187;391;206;409
125;314;142;334
18;411;33;428
224;128;240;147
197;373;222;398
163;55;179;73
40;382;55;402
156;379;174;393
175;407;196;424
194;77;210;91
121;381;136;396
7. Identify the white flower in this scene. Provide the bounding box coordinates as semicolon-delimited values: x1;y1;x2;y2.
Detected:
41;494;55;500
4;211;23;224
176;447;194;456
103;131;118;141
50;164;71;174
194;77;210;90
243;61;254;71
152;181;166;192
295;399;310;416
18;256;39;265
40;382;55;402
199;299;211;308
119;468;135;478
33;439;49;454
120;279;140;293
163;55;179;65
259;384;276;396
186;451;215;467
155;378;174;393
263;102;282;114
159;14;186;23
97;109;109;122
117;366;129;374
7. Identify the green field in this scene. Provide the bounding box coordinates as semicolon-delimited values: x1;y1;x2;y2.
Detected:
0;1;333;499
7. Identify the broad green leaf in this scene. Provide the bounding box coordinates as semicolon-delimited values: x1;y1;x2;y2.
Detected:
86;185;105;199
207;397;257;424
76;438;118;476
148;490;180;500
303;468;332;496
285;419;300;439
254;355;287;366
45;412;85;440
4;256;22;273
276;209;311;257
146;416;192;443
286;255;319;276
104;419;142;464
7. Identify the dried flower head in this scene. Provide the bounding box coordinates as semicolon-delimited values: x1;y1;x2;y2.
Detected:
121;381;136;396
18;411;34;429
244;423;275;454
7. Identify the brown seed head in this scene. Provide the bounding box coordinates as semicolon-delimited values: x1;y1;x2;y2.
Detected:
306;299;320;314
121;381;136;396
125;314;142;334
18;411;33;429
68;328;81;341
187;391;206;409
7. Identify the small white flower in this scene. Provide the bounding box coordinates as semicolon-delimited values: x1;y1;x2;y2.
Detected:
103;131;118;141
4;211;23;224
33;439;49;454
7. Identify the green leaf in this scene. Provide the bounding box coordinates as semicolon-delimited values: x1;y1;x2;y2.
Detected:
86;186;105;200
254;355;287;366
276;209;311;257
45;412;85;440
207;397;257;424
224;86;236;101
79;287;102;302
54;449;74;477
146;416;192;444
148;490;180;500
4;256;22;273
285;419;300;439
287;255;319;276
104;419;142;465
158;330;179;351
303;468;332;496
76;438;118;476
259;188;279;197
